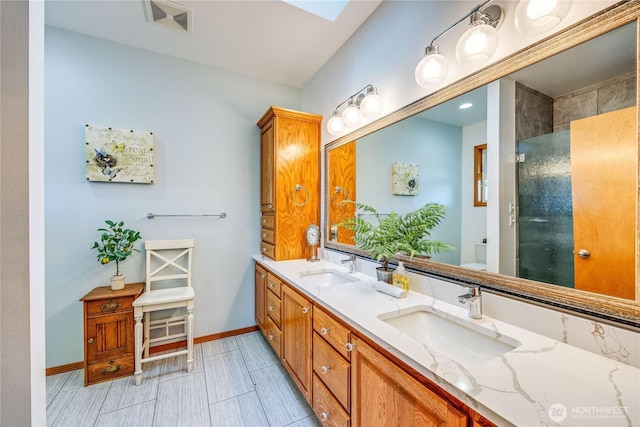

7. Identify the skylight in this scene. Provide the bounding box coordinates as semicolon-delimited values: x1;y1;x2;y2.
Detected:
282;0;349;22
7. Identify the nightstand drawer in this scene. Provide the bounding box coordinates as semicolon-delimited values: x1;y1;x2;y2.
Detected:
87;356;134;385
313;333;350;411
85;296;134;315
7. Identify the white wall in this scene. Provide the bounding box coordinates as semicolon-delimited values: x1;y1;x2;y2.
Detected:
460;120;487;264
44;27;301;367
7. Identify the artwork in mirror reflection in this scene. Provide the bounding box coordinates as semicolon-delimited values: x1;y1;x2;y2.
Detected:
327;22;637;300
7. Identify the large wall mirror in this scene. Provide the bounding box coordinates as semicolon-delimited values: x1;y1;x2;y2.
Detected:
325;3;639;328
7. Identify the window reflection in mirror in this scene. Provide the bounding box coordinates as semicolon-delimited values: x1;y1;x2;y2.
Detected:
474;144;487;206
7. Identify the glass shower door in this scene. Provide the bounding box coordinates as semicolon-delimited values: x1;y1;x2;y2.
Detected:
517;130;574;288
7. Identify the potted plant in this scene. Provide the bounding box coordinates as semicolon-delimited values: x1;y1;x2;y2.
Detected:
339;201;454;283
92;220;142;290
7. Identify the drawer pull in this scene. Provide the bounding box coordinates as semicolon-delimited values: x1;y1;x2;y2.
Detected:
87;338;94;344
345;342;356;352
301;307;309;314
262;247;267;253
268;282;274;289
267;204;273;209
320;412;329;421
101;301;121;311
260;273;266;279
262;219;267;224
320;327;330;335
268;305;274;312
102;364;121;375
268;334;274;341
320;365;330;374
263;233;267;238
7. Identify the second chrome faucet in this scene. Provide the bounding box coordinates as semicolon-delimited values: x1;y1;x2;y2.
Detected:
458;285;482;319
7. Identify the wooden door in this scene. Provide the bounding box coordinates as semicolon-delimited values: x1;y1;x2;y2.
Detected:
86;312;133;362
351;336;467;427
281;284;313;403
328;140;356;244
255;264;267;333
570;106;637;299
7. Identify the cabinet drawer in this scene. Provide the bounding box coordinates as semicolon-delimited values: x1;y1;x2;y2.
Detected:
85;296;134;316
313;374;350;427
261;214;275;229
261;228;276;245
267;290;281;327
266;272;282;297
314;307;352;361
261;242;275;259
87;356;134;385
266;315;282;358
313;333;350;412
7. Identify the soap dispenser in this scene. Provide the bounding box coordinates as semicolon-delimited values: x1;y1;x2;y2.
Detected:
393;262;409;291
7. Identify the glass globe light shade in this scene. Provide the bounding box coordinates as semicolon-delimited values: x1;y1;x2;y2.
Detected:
415;46;449;88
455;20;499;67
360;90;384;119
327;113;345;136
514;0;573;36
341;99;363;128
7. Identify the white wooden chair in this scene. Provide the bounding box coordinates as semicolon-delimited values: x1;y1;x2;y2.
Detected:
132;239;195;385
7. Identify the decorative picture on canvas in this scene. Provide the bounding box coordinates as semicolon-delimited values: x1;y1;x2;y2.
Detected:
392;162;419;196
85;124;155;184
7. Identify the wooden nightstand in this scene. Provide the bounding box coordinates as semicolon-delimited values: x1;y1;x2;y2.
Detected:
80;283;144;386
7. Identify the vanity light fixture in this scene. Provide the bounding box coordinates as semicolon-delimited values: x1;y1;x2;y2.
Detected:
327;84;384;135
415;1;502;89
514;0;573;36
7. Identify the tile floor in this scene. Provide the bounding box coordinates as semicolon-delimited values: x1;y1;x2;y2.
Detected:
46;331;321;427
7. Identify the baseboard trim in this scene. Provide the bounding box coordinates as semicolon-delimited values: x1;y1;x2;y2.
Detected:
46;325;260;376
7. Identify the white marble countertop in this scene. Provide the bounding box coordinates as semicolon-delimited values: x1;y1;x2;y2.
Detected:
254;256;640;426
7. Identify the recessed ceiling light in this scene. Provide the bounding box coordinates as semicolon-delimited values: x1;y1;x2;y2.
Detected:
459;102;473;110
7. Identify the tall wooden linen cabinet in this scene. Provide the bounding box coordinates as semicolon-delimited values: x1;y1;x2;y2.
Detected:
257;107;322;261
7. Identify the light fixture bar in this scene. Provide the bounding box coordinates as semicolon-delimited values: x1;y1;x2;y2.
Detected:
327;84;384;136
427;0;492;48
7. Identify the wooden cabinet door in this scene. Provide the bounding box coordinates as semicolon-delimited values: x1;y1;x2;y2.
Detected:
255;264;267;333
86;312;134;362
351;336;467;427
260;119;275;213
281;284;313;403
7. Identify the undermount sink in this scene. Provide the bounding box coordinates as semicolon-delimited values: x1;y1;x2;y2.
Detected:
298;269;360;287
378;305;521;366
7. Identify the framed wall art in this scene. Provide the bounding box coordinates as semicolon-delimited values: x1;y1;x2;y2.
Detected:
391;162;418;196
85;124;154;184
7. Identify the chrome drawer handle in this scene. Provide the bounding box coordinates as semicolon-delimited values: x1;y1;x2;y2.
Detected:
320;412;329;421
320;327;330;335
320;366;330;374
301;307;309;314
345;342;356;352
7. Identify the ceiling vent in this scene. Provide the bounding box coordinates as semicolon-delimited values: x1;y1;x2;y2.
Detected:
145;0;192;33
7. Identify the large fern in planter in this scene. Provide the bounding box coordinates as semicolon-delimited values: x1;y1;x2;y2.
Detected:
339;201;454;270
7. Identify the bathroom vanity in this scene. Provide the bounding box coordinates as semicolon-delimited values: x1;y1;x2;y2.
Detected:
254;256;639;426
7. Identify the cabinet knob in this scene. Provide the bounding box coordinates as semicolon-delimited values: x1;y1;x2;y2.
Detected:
260;273;266;279
268;334;274;341
262;219;267;224
268;282;274;288
320;366;330;374
263;233;267;238
267;204;273;209
268;305;274;312
578;249;591;259
345;342;356;352
320;412;329;421
262;247;267;253
88;338;94;344
301;307;309;314
320;327;330;335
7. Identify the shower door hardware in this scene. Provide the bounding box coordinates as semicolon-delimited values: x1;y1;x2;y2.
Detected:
577;249;591;259
516;153;525;163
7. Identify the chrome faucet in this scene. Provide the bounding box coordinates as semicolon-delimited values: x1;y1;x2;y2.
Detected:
458;286;482;319
341;254;356;273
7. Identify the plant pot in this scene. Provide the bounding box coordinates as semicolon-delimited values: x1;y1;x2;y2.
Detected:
111;274;125;290
376;267;395;284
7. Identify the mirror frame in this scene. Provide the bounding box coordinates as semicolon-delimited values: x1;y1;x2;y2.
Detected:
324;1;640;330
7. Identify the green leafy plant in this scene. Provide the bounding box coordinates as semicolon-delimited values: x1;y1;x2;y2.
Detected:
339;201;454;270
92;220;142;276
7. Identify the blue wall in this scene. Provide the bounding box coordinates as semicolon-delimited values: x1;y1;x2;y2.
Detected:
44;27;301;367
